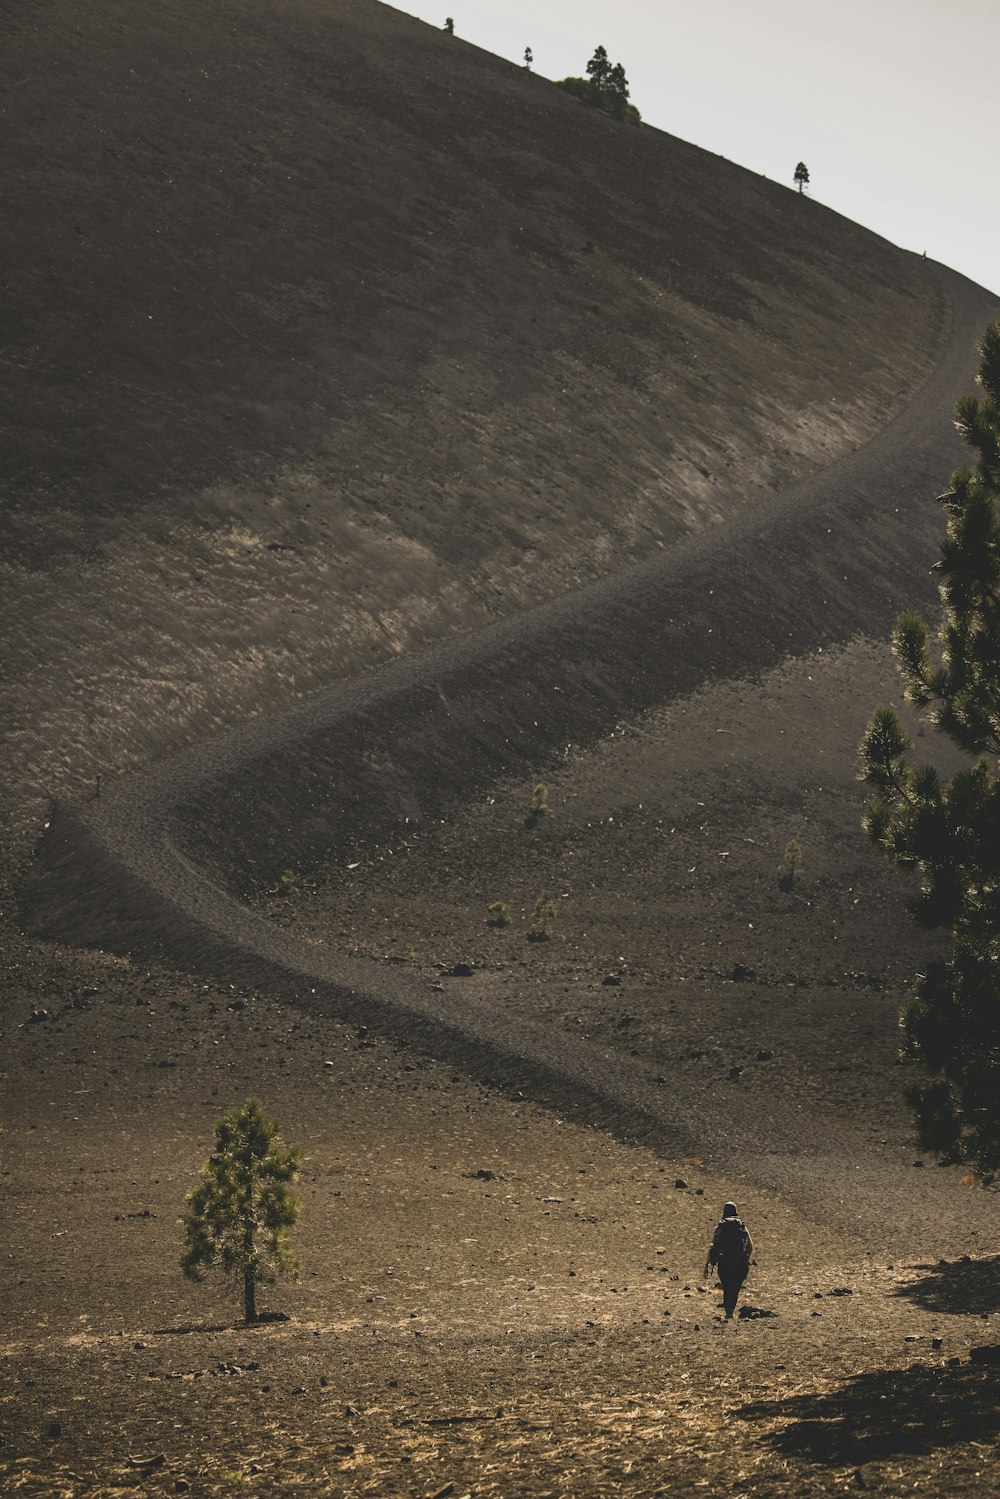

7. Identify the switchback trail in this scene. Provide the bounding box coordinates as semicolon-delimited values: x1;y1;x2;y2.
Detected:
23;263;998;1228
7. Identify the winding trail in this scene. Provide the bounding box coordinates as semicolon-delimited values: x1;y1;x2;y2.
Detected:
23;264;998;1229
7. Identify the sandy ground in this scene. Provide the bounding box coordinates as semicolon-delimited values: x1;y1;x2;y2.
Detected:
5;634;1000;1498
4;5;1000;1496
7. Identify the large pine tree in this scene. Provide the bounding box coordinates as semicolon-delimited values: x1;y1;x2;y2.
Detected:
859;317;1000;1180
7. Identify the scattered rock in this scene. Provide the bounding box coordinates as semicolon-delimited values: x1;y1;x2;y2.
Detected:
28;1008;50;1024
445;962;475;978
738;1306;776;1319
970;1344;1000;1365
46;1421;62;1439
931;1337;944;1350
728;1065;742;1080
674;1179;689;1190
829;1287;853;1297
473;1169;495;1181
756;1048;774;1062
602;974;622;986
731;964;756;983
903;1335;923;1342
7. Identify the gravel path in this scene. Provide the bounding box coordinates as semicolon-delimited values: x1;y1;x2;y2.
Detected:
22;263;999;1244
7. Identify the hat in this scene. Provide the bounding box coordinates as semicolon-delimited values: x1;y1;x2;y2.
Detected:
722;1202;738;1218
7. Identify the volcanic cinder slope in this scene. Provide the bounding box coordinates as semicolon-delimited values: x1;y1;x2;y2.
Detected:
1;0;955;835
4;3;1000;1497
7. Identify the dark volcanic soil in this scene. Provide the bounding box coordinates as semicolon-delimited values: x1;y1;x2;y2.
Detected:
3;0;945;834
4;3;1000;1497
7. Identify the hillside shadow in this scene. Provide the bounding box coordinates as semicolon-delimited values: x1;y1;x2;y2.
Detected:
893;1255;1000;1315
737;1362;1000;1465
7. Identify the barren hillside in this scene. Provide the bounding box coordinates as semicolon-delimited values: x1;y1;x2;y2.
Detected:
3;0;943;833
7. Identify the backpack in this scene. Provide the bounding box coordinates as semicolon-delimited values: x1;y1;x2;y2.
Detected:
713;1217;749;1270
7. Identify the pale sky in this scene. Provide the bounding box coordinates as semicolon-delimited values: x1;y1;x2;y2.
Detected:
396;0;999;296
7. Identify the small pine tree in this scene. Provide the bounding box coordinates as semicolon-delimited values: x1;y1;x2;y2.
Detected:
181;1098;303;1322
444;16;454;34
524;46;533;71
794;161;810;194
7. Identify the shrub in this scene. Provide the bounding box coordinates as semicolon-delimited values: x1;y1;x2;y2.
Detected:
779;839;802;890
556;75;642;127
525;782;550;828
529;889;558;941
487;901;512;928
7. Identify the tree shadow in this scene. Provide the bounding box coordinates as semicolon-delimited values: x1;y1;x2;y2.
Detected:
150;1322;243;1336
737;1362;1000;1465
150;1312;289;1336
893;1254;1000;1315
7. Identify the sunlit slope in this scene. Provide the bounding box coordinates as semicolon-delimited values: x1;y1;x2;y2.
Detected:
2;0;946;818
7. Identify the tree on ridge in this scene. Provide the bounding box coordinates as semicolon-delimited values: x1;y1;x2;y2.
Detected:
585;44;612;90
794;161;810;193
858;316;1000;1181
558;45;641;126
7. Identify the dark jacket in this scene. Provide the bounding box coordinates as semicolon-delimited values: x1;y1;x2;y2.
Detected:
708;1217;752;1274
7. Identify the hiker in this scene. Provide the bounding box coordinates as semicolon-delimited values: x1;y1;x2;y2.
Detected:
704;1201;753;1319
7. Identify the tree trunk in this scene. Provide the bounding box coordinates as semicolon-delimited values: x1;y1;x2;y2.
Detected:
244;1266;257;1323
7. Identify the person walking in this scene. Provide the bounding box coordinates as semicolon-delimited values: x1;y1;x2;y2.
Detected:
704;1201;753;1319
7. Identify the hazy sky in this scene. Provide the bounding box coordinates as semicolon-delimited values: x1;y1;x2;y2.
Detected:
397;0;999;297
